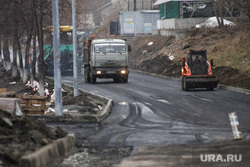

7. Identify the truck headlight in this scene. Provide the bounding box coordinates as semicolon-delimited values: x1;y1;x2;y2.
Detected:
96;71;102;74
121;70;127;74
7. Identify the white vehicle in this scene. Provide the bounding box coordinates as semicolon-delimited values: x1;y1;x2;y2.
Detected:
84;36;131;83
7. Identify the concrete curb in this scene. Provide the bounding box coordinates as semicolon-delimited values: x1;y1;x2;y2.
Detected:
19;134;75;167
132;69;250;95
31;78;113;123
96;97;113;122
218;84;250;95
62;82;113;122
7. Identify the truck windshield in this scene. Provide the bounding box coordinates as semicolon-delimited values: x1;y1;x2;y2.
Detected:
94;43;126;53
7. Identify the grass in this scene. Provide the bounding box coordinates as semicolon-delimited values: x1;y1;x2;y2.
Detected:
214;43;250;74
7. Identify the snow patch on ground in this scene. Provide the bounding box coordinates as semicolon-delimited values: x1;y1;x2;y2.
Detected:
147;42;153;46
196;17;235;28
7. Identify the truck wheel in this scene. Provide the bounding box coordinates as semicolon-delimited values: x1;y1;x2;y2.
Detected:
122;77;128;83
85;73;90;83
90;75;96;83
113;77;118;83
181;77;184;90
84;68;90;83
114;77;124;83
183;77;189;91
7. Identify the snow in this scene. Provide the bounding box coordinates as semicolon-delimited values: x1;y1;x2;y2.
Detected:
9;82;16;85
147;42;154;46
195;17;236;29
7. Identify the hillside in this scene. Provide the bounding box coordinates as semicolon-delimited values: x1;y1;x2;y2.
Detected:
128;21;250;90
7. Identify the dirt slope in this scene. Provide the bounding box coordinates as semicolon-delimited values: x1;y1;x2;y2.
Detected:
0;62;102;166
128;21;250;89
0;109;67;167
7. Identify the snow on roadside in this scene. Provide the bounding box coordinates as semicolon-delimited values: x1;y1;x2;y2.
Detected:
195;17;236;28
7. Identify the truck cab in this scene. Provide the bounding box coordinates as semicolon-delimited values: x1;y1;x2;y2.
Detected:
84;37;130;83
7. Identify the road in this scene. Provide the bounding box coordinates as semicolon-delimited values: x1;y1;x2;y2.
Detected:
62;72;250;147
53;72;250;166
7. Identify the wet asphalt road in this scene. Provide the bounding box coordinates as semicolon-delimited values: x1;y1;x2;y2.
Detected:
62;72;250;148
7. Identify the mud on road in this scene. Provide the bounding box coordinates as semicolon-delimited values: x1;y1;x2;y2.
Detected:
48;122;133;167
54;144;132;167
114;139;250;167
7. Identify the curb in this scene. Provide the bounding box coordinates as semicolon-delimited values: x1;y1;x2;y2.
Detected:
218;84;250;95
62;82;113;122
32;78;113;123
19;134;75;167
132;69;250;95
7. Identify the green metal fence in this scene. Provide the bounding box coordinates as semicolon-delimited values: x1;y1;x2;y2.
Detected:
160;2;179;19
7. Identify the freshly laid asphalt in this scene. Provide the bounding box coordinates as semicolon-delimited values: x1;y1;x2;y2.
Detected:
61;72;250;146
58;71;250;166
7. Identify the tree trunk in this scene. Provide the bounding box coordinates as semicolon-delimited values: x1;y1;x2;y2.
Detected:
12;12;19;80
11;39;18;80
31;0;39;85
219;0;224;26
23;0;35;84
23;32;32;83
235;0;250;20
17;38;24;80
0;38;2;62
3;35;11;71
213;1;223;27
224;1;234;18
38;0;45;96
31;4;37;85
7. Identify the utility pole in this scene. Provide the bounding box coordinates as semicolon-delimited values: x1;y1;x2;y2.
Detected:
72;0;78;96
134;0;136;11
52;0;62;115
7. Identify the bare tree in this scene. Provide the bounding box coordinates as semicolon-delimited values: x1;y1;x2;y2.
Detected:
21;0;34;83
224;0;236;18
124;0;133;11
0;0;32;82
0;0;102;95
31;0;38;84
0;41;2;62
37;0;45;96
12;25;18;80
11;0;20;80
212;0;225;27
1;0;12;71
234;0;250;19
3;34;11;71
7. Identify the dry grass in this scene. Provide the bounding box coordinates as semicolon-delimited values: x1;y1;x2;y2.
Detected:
129;21;250;73
128;21;250;89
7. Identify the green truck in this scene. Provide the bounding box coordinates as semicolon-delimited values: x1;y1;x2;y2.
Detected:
43;44;83;76
84;36;131;83
43;26;83;76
